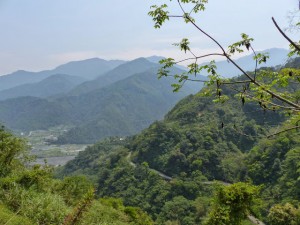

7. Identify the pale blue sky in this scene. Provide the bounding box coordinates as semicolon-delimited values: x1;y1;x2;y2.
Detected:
0;0;298;74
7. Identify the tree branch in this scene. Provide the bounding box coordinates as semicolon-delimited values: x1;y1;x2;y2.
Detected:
267;125;300;138
249;45;258;80
175;53;224;64
272;17;300;52
166;74;207;83
171;2;300;110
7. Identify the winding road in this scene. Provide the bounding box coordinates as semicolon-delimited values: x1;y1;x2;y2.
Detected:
126;152;265;225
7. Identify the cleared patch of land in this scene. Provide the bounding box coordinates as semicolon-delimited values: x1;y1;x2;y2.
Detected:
22;126;88;166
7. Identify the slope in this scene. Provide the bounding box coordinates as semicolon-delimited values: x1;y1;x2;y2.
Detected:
58;80;284;224
0;96;69;131
68;57;158;96
57;59;299;224
55;66;202;144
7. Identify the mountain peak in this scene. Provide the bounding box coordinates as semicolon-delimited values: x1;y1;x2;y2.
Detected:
146;56;165;63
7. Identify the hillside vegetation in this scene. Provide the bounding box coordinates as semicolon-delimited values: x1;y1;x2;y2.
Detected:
58;59;300;224
0;127;153;225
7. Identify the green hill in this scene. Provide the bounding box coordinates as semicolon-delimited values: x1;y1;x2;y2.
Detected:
0;97;69;131
54;67;202;144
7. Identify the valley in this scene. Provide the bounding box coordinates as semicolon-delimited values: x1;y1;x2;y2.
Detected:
24;126;88;166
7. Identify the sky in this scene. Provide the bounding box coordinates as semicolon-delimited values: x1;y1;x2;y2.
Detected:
0;0;298;75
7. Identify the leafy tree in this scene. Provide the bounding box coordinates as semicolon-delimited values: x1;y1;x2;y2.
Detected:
148;0;300;137
156;196;198;225
267;203;300;225
0;126;29;177
205;182;260;225
279;146;300;200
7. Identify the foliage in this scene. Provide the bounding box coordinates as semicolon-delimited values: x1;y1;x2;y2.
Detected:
19;191;69;225
59;77;296;223
78;198;153;225
205;183;260;225
0;129;152;225
57;175;94;206
63;189;94;225
247;131;300;205
129;89;282;181
0;204;33;225
0;126;29;177
156;196;200;225
148;0;300;138
267;203;300;225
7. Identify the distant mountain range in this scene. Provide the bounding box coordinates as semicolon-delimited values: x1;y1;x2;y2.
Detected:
0;48;290;143
0;58;203;143
0;58;125;92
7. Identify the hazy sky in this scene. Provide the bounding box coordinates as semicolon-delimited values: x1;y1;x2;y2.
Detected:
0;0;298;74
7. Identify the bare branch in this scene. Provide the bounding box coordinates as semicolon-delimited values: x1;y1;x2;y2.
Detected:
175;53;224;64
267;125;300;138
188;49;197;58
166;74;207;83
272;17;300;52
222;80;251;85
249;45;258;80
169;15;183;18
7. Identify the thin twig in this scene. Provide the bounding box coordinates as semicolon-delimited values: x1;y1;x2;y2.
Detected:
169;15;183;18
222;80;251;85
166;74;207;82
175;53;224;64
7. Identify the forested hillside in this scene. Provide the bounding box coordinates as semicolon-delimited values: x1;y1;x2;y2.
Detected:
58;62;300;224
0;59;298;225
54;67;202;144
